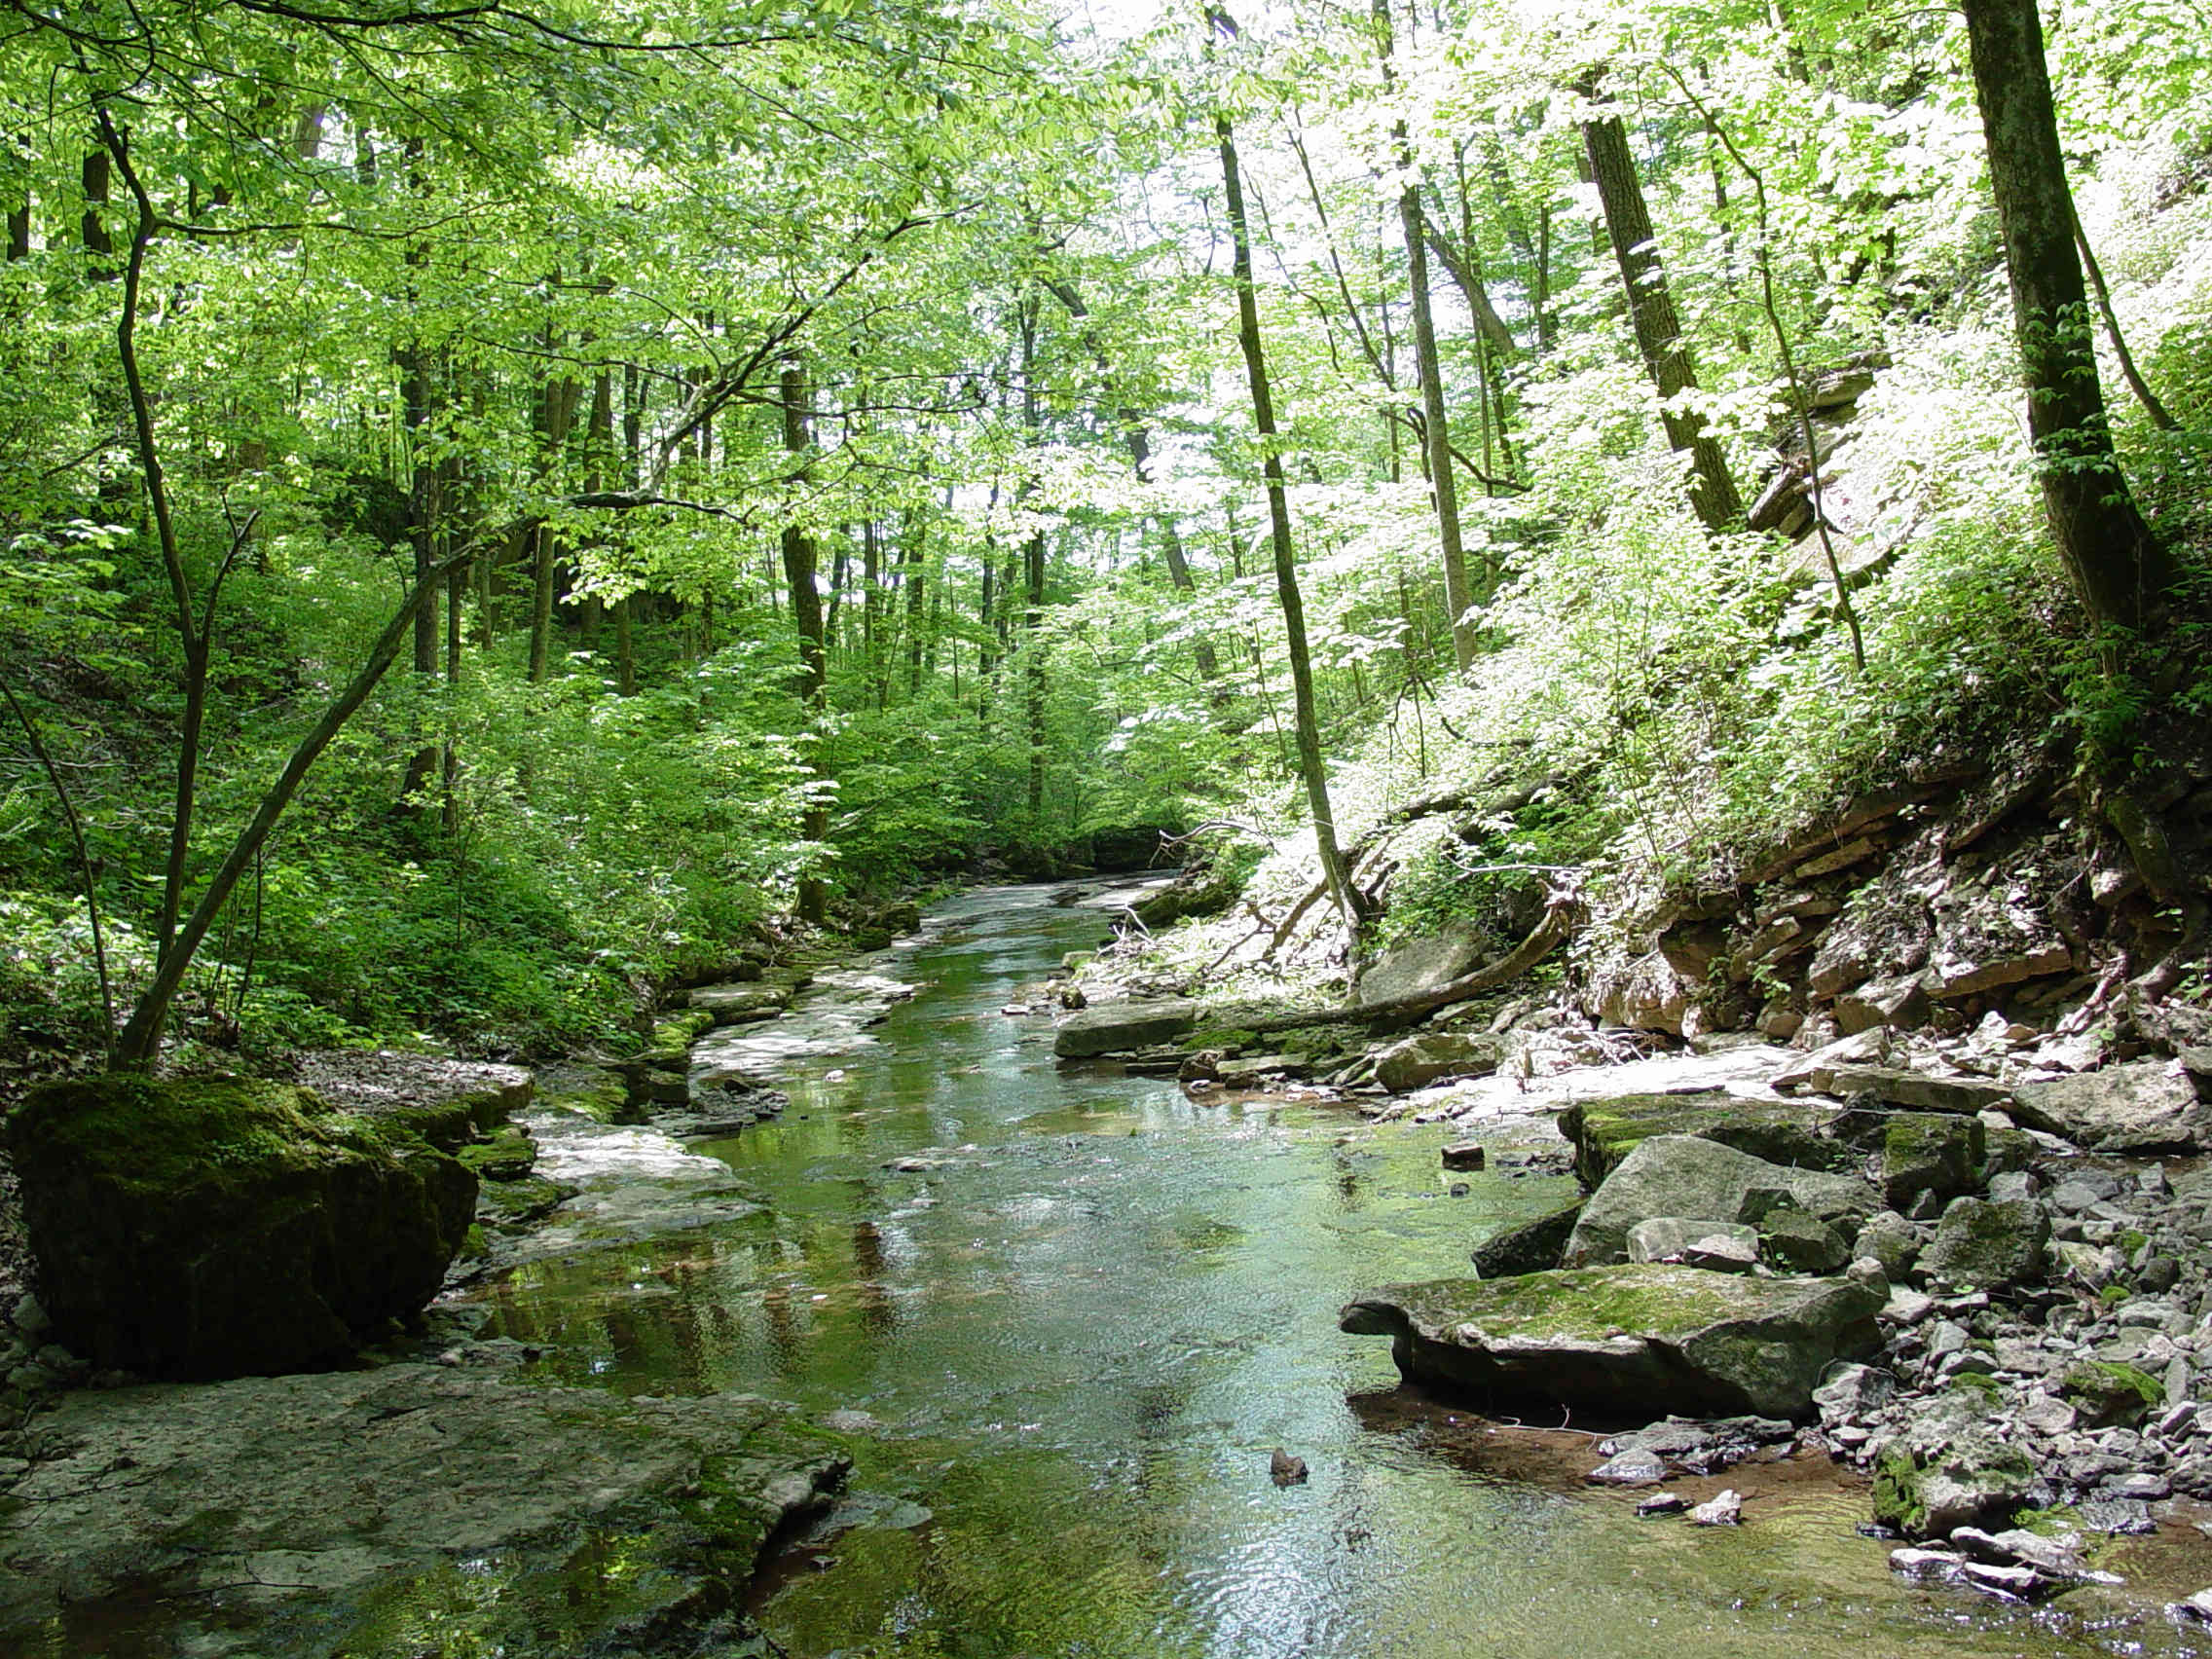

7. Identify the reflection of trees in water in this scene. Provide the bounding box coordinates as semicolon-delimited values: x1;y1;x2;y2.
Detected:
850;1219;901;1341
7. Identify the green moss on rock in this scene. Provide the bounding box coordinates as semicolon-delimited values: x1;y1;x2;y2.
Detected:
1558;1093;1850;1188
6;1074;476;1380
2060;1360;2161;1427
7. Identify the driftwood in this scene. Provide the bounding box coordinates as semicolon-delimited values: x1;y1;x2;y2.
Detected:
1234;903;1572;1035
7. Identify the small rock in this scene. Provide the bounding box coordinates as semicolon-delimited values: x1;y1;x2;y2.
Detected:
1636;1491;1688;1516
12;1295;51;1340
1891;1546;1964;1579
435;1347;464;1368
2076;1497;2157;1534
1589;1450;1670;1486
1441;1142;1487;1171
1987;1171;2040;1205
2171;1589;2212;1624
1270;1449;1309;1486
1961;1560;2046;1599
1688;1488;1743;1526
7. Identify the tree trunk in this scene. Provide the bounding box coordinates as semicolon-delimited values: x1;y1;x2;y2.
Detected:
1018;294;1050;818
527;353;576;683
780;363;830;925
1580;91;1744;531
1960;0;2169;631
1217;112;1362;960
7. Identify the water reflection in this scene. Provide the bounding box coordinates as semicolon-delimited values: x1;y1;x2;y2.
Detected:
472;885;2199;1659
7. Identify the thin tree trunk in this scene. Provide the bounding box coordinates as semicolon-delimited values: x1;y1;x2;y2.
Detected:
1379;0;1479;664
1960;0;2170;631
1018;293;1050;818
1579;85;1744;531
2071;207;2177;432
527;353;576;682
1217;112;1362;961
781;363;830;925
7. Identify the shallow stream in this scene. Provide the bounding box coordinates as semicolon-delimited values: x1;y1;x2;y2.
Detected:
475;883;2210;1658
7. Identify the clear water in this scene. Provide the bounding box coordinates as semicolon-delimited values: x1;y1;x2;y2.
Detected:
473;884;2212;1658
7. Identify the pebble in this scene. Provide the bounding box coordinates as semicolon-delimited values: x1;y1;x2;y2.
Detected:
1688;1489;1743;1527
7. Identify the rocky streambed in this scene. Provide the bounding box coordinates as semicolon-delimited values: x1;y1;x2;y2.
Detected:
10;882;2212;1656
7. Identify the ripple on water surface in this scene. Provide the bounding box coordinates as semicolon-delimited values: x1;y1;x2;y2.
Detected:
475;884;2209;1659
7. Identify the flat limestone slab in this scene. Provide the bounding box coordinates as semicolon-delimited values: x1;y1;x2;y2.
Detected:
0;1361;847;1655
1341;1264;1883;1418
1052;1000;1197;1058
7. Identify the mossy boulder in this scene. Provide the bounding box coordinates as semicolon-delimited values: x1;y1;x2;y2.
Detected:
6;1075;476;1380
1880;1113;1985;1213
1373;1032;1506;1094
1557;1093;1851;1188
1054;1001;1198;1058
1917;1196;2047;1291
458;1130;537;1183
1339;1263;1883;1417
2060;1361;2162;1428
1869;1388;2037;1538
1756;1205;1852;1273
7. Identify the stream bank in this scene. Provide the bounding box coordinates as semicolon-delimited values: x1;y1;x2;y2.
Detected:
7;879;2212;1656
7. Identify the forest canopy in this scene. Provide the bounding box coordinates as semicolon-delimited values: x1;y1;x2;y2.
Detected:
2;0;2206;1066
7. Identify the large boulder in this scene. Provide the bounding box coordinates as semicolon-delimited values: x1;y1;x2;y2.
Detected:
1563;1133;1879;1268
1052;1001;1198;1058
6;1075;477;1379
1358;922;1487;1007
1559;1092;1851;1187
1340;1264;1884;1417
2009;1060;2208;1153
1373;1032;1506;1093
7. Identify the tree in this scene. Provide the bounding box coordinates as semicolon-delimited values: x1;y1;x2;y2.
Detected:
1958;0;2171;633
1378;0;1480;669
1217;107;1363;959
1578;75;1744;533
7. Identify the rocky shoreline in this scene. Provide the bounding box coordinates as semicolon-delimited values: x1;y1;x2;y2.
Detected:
1051;940;2212;1612
0;926;940;1657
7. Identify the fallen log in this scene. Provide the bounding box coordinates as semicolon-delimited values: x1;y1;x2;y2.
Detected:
1235;904;1572;1034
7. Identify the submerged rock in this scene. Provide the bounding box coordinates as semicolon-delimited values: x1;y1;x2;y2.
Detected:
7;1075;475;1380
0;1362;847;1654
1339;1263;1883;1417
1052;1000;1198;1058
1562;1134;1877;1269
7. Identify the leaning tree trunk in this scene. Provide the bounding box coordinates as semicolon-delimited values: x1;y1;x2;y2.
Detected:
1580;88;1744;532
1217;112;1363;961
1960;0;2170;633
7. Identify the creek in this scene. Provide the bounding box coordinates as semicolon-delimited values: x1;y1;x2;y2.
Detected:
470;882;2204;1658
